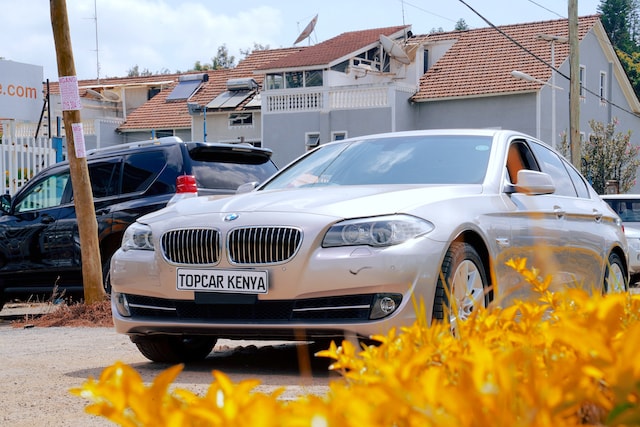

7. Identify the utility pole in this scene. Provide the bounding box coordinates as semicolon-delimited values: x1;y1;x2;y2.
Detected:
569;0;581;168
50;0;105;303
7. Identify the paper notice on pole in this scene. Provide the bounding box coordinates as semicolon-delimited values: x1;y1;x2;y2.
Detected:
71;123;87;158
59;76;82;111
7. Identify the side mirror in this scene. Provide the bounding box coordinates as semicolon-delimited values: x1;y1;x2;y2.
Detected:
514;170;555;195
0;194;11;214
236;181;259;194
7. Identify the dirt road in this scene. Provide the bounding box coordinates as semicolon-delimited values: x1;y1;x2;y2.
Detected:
0;315;334;427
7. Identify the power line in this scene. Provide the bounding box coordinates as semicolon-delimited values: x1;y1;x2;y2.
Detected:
525;0;565;19
457;0;640;119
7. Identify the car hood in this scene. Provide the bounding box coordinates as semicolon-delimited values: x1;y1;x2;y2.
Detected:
142;184;484;222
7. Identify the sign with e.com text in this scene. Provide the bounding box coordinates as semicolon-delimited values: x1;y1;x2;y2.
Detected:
0;59;43;122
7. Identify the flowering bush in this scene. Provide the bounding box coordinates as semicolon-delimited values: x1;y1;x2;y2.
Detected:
559;118;640;194
72;258;640;426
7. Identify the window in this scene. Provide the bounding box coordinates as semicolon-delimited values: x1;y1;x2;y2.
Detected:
154;130;174;139
529;141;577;197
332;131;347;141
229;113;253;127
285;71;304;88
122;150;172;195
423;49;429;74
88;162;120;199
305;132;320;149
579;65;586;98
600;71;607;104
266;70;323;89
265;74;284;90
15;171;70;213
305;70;323;87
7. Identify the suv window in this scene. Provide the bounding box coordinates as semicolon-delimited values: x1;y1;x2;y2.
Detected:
15;171;70;213
89;162;120;199
122;151;173;195
189;147;277;190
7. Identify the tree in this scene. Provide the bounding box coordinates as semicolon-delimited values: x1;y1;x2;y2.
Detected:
559;119;640;194
211;44;236;69
599;0;636;53
454;19;469;31
239;43;270;58
599;0;640;95
126;65;153;77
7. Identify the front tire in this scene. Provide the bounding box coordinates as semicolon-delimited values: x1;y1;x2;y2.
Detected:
433;242;489;328
604;252;627;294
132;335;217;363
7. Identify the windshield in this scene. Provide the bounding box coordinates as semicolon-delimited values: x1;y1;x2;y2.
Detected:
263;135;493;190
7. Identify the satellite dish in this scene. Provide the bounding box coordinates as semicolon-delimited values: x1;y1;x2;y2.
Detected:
85;88;105;100
294;14;318;45
380;35;411;65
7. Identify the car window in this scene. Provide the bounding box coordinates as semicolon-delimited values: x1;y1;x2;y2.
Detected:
263;135;493;189
14;171;70;213
88;162;121;199
562;158;590;198
122;151;172;195
605;199;640;222
189;149;278;191
506;141;539;184
528;141;577;197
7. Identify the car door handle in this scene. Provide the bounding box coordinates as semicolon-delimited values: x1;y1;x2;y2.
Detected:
41;214;55;224
553;206;565;219
593;209;603;223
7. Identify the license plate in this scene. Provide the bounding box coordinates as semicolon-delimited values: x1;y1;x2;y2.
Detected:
176;268;268;294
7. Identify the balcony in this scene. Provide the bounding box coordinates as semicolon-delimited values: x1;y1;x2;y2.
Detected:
263;86;392;113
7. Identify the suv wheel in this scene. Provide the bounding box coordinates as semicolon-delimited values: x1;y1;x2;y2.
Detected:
132;335;217;363
102;255;112;295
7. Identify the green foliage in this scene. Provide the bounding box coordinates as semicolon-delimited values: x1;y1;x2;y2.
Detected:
599;0;640;95
560;119;640;193
454;18;469;31
239;43;270;58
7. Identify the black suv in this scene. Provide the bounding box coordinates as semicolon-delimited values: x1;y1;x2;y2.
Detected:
0;137;277;308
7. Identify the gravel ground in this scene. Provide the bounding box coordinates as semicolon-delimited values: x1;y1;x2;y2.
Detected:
0;319;334;427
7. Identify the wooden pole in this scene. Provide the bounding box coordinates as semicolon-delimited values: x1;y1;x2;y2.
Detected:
569;0;581;168
50;0;105;303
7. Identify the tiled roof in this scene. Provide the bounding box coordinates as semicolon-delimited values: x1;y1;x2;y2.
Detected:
118;48;302;132
256;25;411;69
412;15;600;101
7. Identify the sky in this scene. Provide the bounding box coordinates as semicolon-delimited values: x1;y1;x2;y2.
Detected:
2;0;604;82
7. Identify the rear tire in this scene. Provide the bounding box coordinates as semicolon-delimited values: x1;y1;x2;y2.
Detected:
604;252;627;294
132;335;217;363
433;242;489;329
102;254;112;295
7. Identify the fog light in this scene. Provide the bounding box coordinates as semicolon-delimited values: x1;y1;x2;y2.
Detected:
370;293;402;319
113;292;131;317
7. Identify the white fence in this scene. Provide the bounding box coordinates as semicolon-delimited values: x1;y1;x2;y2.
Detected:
1;121;57;195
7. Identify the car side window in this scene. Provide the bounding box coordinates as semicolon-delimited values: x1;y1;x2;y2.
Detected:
122;151;171;195
561;158;590;198
14;171;70;213
528;141;577;197
506;140;538;184
89;162;120;199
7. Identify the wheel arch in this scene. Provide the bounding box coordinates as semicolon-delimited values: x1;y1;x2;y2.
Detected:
453;230;494;301
609;244;629;285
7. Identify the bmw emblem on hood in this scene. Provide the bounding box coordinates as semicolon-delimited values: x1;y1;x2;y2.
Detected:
224;213;239;222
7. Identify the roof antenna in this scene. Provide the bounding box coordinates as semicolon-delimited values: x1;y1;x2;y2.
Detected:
93;0;100;82
294;14;318;45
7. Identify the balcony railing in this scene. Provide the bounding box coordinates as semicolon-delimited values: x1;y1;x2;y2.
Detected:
264;86;390;113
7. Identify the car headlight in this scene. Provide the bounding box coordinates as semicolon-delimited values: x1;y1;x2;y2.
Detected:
322;215;433;247
121;222;154;251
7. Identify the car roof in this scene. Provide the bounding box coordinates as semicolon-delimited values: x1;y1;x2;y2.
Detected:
601;194;640;199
